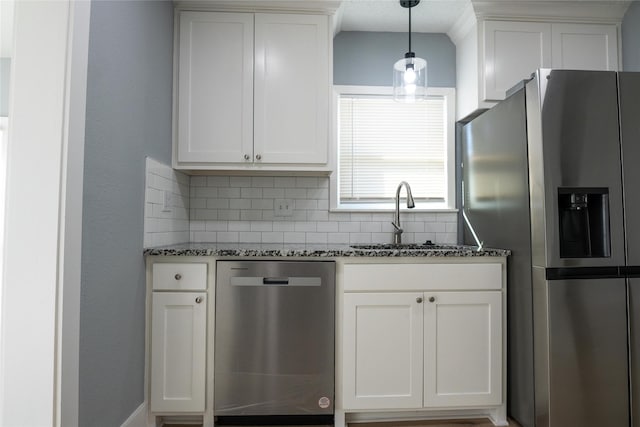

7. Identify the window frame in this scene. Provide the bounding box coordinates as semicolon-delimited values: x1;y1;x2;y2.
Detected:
330;85;457;212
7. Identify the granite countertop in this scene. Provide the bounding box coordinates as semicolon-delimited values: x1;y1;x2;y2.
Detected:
143;242;510;257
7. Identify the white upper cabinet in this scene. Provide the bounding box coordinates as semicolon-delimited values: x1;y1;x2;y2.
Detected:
174;10;331;172
551;23;618;71
254;14;329;165
451;1;626;119
482;20;619;102
483;21;552;101
177;12;254;164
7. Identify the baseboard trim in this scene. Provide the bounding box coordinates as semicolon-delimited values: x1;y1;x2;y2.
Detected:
121;402;147;427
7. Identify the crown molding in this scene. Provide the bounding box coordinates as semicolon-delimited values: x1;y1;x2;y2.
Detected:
471;0;631;23
174;0;342;15
448;2;477;44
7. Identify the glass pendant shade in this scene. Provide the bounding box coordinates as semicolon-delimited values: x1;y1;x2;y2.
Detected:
393;0;427;102
393;55;427;102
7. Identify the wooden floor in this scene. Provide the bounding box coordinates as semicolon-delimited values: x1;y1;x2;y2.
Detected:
355;419;522;427
166;420;522;427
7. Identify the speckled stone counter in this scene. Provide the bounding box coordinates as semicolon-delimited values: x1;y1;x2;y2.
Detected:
143;242;510;257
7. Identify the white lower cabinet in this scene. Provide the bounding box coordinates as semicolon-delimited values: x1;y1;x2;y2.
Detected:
343;292;424;409
343;291;502;410
150;292;207;412
340;261;505;424
424;291;502;407
148;261;209;415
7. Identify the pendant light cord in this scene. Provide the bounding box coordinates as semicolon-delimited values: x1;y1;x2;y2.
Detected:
408;5;412;53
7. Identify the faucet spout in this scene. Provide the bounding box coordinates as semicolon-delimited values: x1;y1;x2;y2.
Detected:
391;181;415;244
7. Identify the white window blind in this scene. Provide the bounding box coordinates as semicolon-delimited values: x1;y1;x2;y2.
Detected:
339;95;446;203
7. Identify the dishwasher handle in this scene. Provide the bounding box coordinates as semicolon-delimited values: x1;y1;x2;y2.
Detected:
263;277;289;285
230;276;322;287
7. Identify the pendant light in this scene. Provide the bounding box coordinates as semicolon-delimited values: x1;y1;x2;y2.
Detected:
393;0;427;102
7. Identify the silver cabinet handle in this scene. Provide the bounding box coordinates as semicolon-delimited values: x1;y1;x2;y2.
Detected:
416;297;423;303
255;154;262;160
244;154;250;160
429;296;435;303
174;273;182;280
195;297;203;304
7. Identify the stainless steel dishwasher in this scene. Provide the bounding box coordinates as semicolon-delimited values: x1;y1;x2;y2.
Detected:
215;260;335;425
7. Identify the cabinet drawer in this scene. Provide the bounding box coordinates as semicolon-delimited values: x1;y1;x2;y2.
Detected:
152;263;207;291
343;263;502;292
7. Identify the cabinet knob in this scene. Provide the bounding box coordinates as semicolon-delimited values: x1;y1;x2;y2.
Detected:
244;154;250;160
416;297;423;303
195;296;203;304
255;154;262;160
174;273;182;280
429;296;435;303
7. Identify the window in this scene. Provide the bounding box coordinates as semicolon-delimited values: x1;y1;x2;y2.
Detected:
331;86;455;211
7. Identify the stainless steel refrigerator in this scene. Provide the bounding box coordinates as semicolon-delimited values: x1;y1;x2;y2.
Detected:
460;69;640;427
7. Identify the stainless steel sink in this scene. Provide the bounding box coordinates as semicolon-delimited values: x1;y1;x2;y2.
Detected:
349;243;454;250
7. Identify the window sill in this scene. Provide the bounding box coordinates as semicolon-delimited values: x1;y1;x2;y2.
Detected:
330;204;458;213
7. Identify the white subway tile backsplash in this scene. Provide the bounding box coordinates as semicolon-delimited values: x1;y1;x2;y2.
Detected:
250;221;273;232
317;222;339;232
241;188;262;199
328;232;349;244
218;210;240;220
283;232;306;243
218;187;241;198
207;176;229;187
361;222;382;233
252;199;274;210
228;221;251;232
273;221;295;232
262;232;284;243
263;188;285;199
230;176;252;187
295;199;317;210
143;168;459;246
240;231;262;242
191;176;207;187
285;188;307;199
205;221;228;231
349;233;372;244
306;232;328;244
294;221;317;232
251;177;274;188
308;210;329;222
217;232;240;243
230;199;252;210
274;177;296;187
144;158;191;247
240;210;262;221
339;222;360;233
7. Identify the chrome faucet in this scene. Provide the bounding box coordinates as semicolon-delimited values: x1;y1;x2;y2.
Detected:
391;181;415;244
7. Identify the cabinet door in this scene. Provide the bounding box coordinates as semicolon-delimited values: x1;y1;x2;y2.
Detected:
177;12;253;164
551;23;618;71
342;293;423;410
424;291;502;407
150;292;207;412
483;20;552;101
254;14;329;165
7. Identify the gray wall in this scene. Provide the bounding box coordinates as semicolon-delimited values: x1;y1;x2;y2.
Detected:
80;1;173;425
1;58;9;116
623;1;640;71
333;31;456;87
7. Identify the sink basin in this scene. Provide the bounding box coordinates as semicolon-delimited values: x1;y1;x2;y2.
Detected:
350;243;454;250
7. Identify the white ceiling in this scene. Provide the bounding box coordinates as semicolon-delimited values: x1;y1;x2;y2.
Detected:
337;0;471;33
